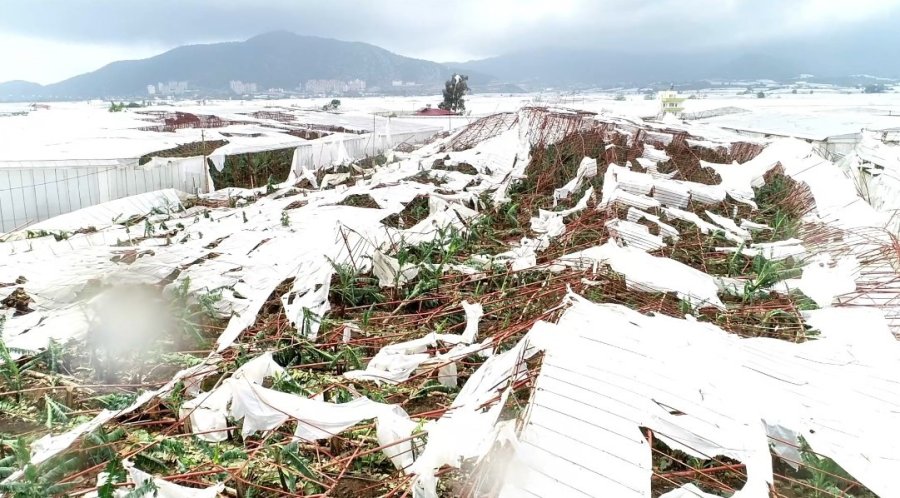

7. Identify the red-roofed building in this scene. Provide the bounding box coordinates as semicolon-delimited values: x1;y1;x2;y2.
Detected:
415;106;457;116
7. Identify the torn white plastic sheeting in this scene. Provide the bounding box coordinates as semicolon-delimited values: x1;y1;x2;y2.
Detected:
740;219;771;231
626;207;680;240
344;350;431;384
344;301;485;385
8;360;218;483
344;335;491;386
501;297;755;497
663;206;744;244
533;186;594;238
530;214;566;240
705;210;751;241
498;323;654;498
377;407;420;471
554;241;725;309
651;179;691;208
230;379;410;443
499;293;900;498
180;353;284;443
281;260;333;339
801;306;899;358
658;484;721;498
373;250;420;288
400;199;479;246
615;166;655;197
605;219;666;252
716;239;806;262
13;189;185;235
685;182;727;205
412;337;534;498
214;239;307;351
796;254;859;308
553;157;597;205
599;163;726;211
125;459;224;498
460;300;483;343
609;189;662;211
194;347;419;465
642;144;670;164
712;139;887;229
487;238;540;271
180;386;232;443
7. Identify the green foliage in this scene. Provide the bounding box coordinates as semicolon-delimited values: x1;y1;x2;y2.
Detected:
439;74;469;112
38;339;65;374
25;229;70;241
85;426;126;465
322;99;341;111
122;480;159;498
742;256;799;301
327;259;384;308
170;277;222;345
799;438;865;497
210;147;294;190
756;91;767;98
93;392;138;411
273;442;323;494
0;318;29;400
143;219;156;238
280;210;290;227
43;395;71;428
97;457;126;498
0;438;78;497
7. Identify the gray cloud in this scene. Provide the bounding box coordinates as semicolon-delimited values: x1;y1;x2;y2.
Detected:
3;0;900;69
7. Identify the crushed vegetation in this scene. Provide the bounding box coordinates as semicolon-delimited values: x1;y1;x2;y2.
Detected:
208;147;295;189
337;194;380;209
138;140;228;166
381;195;430;229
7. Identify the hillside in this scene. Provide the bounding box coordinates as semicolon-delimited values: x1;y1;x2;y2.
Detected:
0;32;465;100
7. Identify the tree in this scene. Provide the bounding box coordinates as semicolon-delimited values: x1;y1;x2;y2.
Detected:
756;91;766;99
864;84;886;94
322;99;341;111
439;74;469;113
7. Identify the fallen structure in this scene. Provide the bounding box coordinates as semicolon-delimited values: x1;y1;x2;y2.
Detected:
0;106;898;497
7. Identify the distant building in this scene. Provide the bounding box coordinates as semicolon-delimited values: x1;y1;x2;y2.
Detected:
659;90;686;115
157;81;189;96
416;105;456;116
229;80;258;94
304;79;366;95
146;85;156;95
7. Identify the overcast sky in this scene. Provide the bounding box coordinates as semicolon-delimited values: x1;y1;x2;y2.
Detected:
2;0;900;84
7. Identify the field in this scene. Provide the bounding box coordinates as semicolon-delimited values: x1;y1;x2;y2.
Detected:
0;95;899;497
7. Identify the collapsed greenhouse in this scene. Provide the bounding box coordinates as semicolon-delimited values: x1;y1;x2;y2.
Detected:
0;104;441;233
1;106;899;497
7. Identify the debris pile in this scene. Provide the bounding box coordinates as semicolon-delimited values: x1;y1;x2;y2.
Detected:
0;107;897;498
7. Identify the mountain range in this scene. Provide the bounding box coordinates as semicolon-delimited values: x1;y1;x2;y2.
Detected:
2;29;899;101
0;32;489;101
